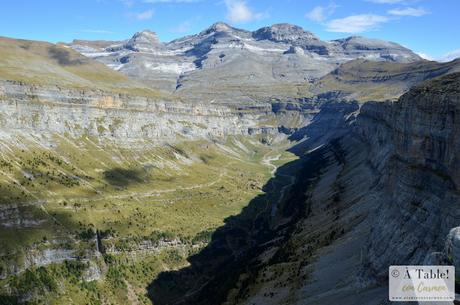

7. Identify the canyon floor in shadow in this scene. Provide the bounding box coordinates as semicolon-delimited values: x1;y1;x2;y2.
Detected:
147;139;333;305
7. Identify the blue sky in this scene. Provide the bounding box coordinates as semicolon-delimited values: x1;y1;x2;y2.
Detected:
1;0;459;60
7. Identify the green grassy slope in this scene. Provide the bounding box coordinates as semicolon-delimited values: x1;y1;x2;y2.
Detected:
0;134;296;304
0;36;166;98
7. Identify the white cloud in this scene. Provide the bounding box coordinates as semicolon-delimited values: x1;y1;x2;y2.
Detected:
388;7;428;16
306;3;338;22
170;16;201;33
133;9;154;20
367;0;405;4
143;0;199;3
224;0;268;24
170;20;193;33
440;49;460;62
415;49;460;62
416;52;434;61
306;6;326;22
120;0;134;6
326;14;388;33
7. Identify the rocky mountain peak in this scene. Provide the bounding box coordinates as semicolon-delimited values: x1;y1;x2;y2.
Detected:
336;35;398;49
201;22;239;35
66;21;428;93
132;29;160;41
125;29;162;52
343;35;362;41
70;39;118;49
253;23;318;42
331;35;421;62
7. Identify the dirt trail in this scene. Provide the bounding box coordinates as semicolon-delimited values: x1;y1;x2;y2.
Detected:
5;165;231;211
260;152;297;218
262;153;280;176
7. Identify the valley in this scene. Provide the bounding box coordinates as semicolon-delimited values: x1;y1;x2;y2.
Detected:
0;132;298;304
0;18;459;305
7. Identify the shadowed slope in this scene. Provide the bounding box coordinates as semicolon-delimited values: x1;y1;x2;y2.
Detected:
148;73;460;305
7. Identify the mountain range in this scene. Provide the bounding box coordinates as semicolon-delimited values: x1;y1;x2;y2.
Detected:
0;22;460;305
65;22;425;102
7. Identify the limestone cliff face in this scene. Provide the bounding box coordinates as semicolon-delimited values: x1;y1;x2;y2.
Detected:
0;81;313;279
290;72;460;303
0;80;282;144
357;73;460;280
